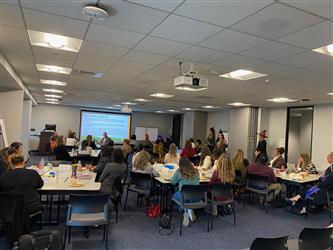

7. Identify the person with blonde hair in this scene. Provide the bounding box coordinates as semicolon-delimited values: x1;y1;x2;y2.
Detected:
122;139;132;158
164;143;180;165
296;153;316;173
132;151;159;176
209;154;235;185
232;149;249;176
198;146;213;170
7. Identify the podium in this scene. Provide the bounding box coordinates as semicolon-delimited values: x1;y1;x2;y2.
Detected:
38;131;54;155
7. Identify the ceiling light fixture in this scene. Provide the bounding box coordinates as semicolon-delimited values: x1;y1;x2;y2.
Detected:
228;102;251;107
44;94;62;98
201;105;219;109
219;69;267;80
155;111;165;113
175;86;208;92
45;98;59;102
313;43;333;56
46;101;59;105
182;108;195;111
150;93;174;98
40;79;67;86
43;88;64;94
327;92;333;96
28;30;82;52
82;5;109;20
267;97;297;103
121;102;137;105
134;98;151;102
36;64;72;74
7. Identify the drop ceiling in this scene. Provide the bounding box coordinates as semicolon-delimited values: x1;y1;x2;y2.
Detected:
0;0;332;112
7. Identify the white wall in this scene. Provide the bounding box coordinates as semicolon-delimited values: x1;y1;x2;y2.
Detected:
312;104;333;169
21;100;32;158
288;116;301;163
206;109;230;133
0;90;24;144
181;111;195;147
193;111;208;143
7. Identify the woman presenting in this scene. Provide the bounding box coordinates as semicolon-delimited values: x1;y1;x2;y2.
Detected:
255;130;268;163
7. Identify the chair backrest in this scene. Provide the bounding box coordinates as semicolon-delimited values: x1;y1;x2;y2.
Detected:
181;185;208;203
211;183;233;202
127;153;133;173
130;172;151;191
69;194;109;214
234;170;243;183
327;190;333;207
250;236;288;250
299;227;333;250
247;174;269;190
112;176;124;198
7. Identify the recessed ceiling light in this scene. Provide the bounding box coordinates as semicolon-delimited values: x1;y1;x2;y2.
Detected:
150;93;174;98
175;86;208;92
155;111;165;113
44;94;62;98
112;104;122;107
267;97;297;103
36;64;72;74
82;5;109;20
46;101;59;105
327;92;333;96
228;102;251;106
27;30;82;52
134;98;151;102
45;98;59;102
182;108;195;111
313;43;333;57
43;88;64;94
121;102;137;105
201;105;219;109
219;69;267;80
40;79;67;86
167;109;179;112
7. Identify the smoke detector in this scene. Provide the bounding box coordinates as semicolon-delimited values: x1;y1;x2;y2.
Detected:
82;5;109;20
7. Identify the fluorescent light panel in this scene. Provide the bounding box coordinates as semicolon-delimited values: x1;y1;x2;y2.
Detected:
150;93;174;98
219;69;267;80
228;102;251;106
43;88;64;93
134;98;151;102
121;102;137;105
36;64;72;74
44;94;61;98
313;44;333;57
327;92;333;96
45;98;59;102
155;111;165;113
40;79;67;86
167;109;178;112
46;101;59;104
175;86;208;92
201;105;219;109
182;108;195;111
28;30;82;52
267;97;297;103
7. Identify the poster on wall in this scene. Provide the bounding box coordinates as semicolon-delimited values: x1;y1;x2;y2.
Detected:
0;119;9;148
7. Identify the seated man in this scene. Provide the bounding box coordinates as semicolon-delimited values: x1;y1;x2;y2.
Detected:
245;154;282;202
324;152;333;176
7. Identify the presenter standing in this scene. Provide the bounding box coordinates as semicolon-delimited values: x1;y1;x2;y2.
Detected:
100;132;111;147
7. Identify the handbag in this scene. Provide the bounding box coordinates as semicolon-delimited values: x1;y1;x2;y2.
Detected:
147;204;160;218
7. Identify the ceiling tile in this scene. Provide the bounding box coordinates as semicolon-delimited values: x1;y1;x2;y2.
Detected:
200;29;268;53
74;54;118;72
134;36;191;56
136;72;171;83
108;60;154;77
32;46;77;65
86;23;144;48
122;50;170;66
151;14;222;44
1;25;29;43
22;8;89;39
232;3;324;39
280;0;333;19
80;41;129;59
177;46;231;64
1;4;25;28
34;54;75;68
158;58;201;71
96;0;169;34
241;41;306;60
127;0;183;12
214;55;265;69
174;1;272;27
278;21;333;50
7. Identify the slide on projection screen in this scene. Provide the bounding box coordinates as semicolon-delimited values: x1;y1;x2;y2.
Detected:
80;110;131;143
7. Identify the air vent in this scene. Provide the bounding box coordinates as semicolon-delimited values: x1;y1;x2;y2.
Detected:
73;69;104;78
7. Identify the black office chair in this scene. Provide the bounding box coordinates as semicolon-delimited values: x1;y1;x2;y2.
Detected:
124;172;152;214
209;183;236;230
111;176;124;223
298;227;333;250
233;170;246;202
327;190;333;223
250;236;288;250
188;156;200;166
171;185;209;236
64;194;110;250
124;153;133;186
244;174;275;214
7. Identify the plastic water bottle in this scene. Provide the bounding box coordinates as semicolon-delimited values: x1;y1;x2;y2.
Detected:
78;161;82;172
39;157;44;169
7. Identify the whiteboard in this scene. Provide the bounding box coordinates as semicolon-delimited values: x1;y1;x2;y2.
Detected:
147;128;158;141
0;119;9;148
135;127;158;141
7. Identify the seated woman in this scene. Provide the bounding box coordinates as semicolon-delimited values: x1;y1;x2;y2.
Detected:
0;148;11;175
269;147;286;169
295;153;317;173
122;139;132;159
78;140;93;155
170;157;199;227
194;139;202;154
180;140;196;158
99;148;126;195
164;143;180;165
54;135;71;161
132;151;159;177
232;149;249;177
87;146;112;176
86;135;97;150
0;154;44;215
198;146;213;170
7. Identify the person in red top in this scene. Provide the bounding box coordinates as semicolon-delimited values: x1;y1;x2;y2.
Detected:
181;140;196;158
245;154;281;202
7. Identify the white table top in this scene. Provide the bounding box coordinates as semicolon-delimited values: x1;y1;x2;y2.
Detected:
276;172;320;184
30;165;100;191
69;149;101;158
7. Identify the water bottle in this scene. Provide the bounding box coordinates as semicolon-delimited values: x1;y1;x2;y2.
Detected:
78;160;82;172
38;157;45;169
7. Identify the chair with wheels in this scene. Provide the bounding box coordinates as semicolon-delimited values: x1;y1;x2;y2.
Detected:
171;185;209;236
244;174;275;214
298;227;333;250
250;236;288;250
209;183;236;230
64;194;110;250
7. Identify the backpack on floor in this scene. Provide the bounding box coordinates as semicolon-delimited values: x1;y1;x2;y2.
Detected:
13;229;62;250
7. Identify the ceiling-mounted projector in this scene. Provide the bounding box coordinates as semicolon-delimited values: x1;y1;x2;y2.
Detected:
121;105;132;113
174;63;208;92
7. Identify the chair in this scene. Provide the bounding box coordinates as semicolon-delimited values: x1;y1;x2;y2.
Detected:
327;190;333;223
171;185;209;236
111;176;124;223
124;172;152;214
209;183;236;230
233;170;246;202
188;156;200;166
250;236;288;250
124;153;133;185
64;194;110;250
244;174;275;214
298;227;333;250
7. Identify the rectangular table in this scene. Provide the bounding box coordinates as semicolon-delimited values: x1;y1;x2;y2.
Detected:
69;149;101;158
